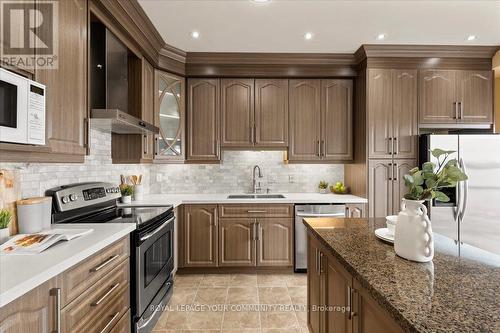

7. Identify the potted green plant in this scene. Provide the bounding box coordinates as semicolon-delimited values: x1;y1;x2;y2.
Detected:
120;184;134;203
395;149;468;262
0;209;12;244
318;180;329;194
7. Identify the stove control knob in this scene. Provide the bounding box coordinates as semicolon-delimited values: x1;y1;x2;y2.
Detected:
61;196;70;204
69;194;78;201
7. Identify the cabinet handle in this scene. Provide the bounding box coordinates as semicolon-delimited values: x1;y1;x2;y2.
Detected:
321;140;325;157
91;282;120;306
319;252;324;274
347;286;358;319
459;101;463;119
388;163;393;181
388;137;393;155
144;135;148;155
253;124;257;144
316;140;321;157
251;124;255;144
90;254;120;272
99;311;121;333
393;137;398;155
256;222;260;241
345;206;350;217
247;210;267;213
454;101;459;119
50;288;61;333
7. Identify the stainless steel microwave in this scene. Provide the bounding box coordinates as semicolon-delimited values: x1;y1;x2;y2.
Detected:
0;68;46;145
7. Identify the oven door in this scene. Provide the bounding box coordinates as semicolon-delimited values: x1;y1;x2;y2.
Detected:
136;215;174;316
0;68;28;144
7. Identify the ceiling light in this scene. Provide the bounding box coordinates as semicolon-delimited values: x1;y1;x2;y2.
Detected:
304;32;313;40
376;33;387;41
467;35;477;41
191;31;200;39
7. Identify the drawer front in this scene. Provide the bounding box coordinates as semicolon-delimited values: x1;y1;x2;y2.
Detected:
61;258;130;332
218;204;293;218
62;237;130;306
110;310;131;333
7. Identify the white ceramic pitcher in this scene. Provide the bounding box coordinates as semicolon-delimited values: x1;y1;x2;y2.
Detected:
395;199;434;262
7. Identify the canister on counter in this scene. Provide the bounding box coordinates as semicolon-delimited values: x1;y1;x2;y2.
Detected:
16;197;52;234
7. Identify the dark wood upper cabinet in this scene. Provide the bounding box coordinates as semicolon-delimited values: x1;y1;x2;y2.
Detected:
255;79;289;147
456;70;493;123
419;69;492;125
392;70;418;159
419;70;457;124
221;78;254;147
186;78;220;162
182;205;218;267
321;79;353;161
368;69;393;159
289;79;322;161
35;0;87;159
154;70;185;162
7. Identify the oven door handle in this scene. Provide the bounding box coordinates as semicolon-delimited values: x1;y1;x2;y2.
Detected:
136;282;171;329
140;216;174;242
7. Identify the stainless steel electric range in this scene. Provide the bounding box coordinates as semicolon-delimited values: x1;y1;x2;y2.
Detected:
46;182;174;333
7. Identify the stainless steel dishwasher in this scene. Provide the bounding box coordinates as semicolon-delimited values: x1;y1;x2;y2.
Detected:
294;204;346;272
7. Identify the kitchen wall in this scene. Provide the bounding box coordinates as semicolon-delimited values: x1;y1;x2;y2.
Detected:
0;129;150;198
150;151;344;194
1;130;344;198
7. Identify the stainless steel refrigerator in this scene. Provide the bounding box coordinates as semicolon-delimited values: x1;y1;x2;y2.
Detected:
420;134;500;255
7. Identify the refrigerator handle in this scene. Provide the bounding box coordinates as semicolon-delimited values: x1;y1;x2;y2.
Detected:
458;158;468;222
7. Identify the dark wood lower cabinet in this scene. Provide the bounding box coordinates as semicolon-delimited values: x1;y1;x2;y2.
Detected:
182;205;218;267
180;204;293;268
308;231;403;333
219;218;256;267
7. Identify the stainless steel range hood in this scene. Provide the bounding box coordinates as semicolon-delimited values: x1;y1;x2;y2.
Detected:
90;109;159;135
89;23;158;135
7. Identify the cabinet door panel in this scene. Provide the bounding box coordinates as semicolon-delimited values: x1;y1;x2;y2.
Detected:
393;70;418;159
35;0;87;156
187;78;220;161
255;79;288;147
368;70;393;159
321;79;353;161
142;59;155;160
352;279;403;333
307;234;322;333
346;203;366;218
155;71;185;161
289;80;321;161
221;78;254;147
183;205;218;267
325;253;352;333
392;159;416;215
456;70;493;124
257;218;293;266
418;70;456;124
219;219;256;266
368;160;393;218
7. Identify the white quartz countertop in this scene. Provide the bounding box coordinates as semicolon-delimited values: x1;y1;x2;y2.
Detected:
0;223;136;308
118;192;368;208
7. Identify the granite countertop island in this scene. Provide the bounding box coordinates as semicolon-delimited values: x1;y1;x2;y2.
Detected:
303;217;500;333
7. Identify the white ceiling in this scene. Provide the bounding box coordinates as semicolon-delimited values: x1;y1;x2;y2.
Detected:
138;0;500;53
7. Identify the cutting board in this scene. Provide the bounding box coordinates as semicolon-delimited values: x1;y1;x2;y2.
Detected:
0;169;21;235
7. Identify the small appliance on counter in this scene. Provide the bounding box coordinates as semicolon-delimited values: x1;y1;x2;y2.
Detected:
16;197;52;233
46;182;174;333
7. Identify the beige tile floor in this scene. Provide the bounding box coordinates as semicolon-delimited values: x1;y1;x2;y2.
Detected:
153;273;310;333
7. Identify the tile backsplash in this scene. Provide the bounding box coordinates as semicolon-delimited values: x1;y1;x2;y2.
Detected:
150;151;343;194
1;130;344;199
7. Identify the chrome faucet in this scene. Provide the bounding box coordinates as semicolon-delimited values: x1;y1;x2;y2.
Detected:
252;165;263;194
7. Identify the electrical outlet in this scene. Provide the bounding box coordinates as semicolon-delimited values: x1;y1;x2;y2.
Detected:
156;174;162;182
288;175;295;183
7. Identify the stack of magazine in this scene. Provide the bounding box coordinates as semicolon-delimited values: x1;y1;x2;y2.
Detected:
0;229;93;254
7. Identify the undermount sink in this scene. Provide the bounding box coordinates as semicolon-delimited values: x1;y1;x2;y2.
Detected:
227;194;285;199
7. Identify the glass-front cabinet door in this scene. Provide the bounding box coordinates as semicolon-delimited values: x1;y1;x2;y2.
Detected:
154;70;185;161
